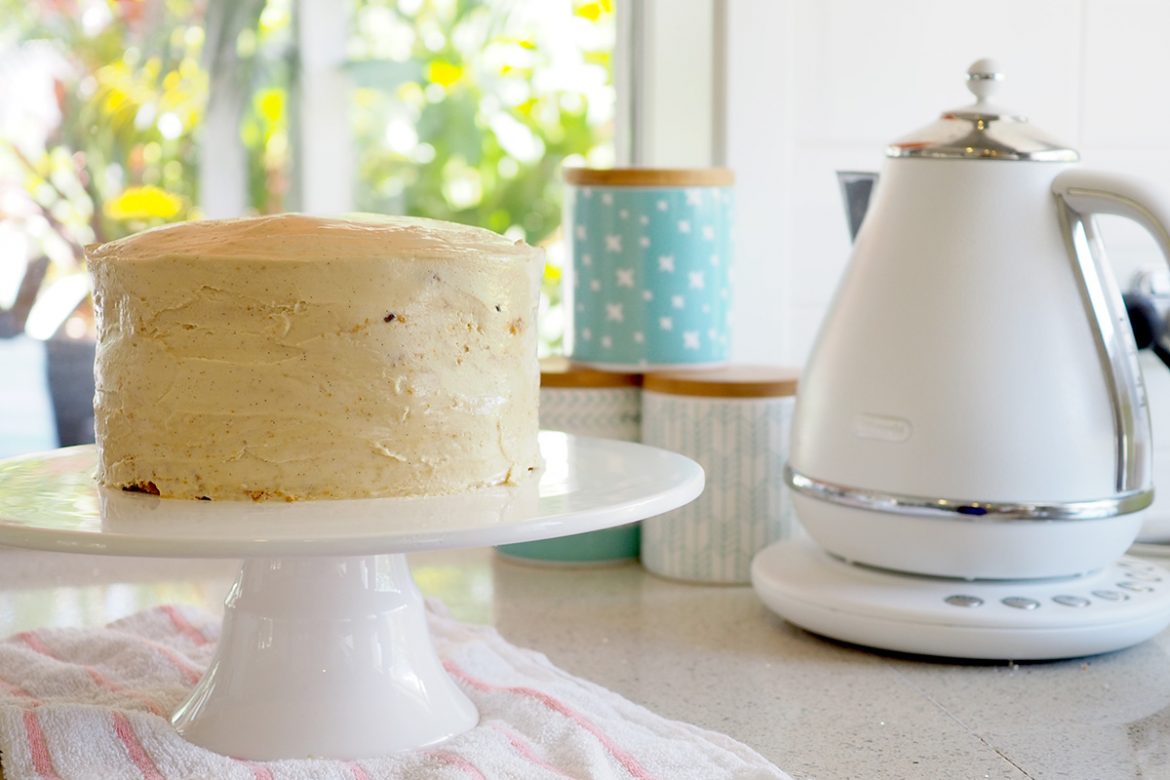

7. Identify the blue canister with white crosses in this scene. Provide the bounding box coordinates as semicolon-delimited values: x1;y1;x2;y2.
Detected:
563;168;734;369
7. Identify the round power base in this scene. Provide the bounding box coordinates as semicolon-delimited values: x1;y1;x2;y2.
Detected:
751;539;1170;661
1130;541;1170;559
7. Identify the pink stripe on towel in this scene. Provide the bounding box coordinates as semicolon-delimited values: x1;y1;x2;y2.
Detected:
445;660;655;780
151;644;202;687
428;749;487;779
113;630;204;687
23;710;60;780
16;631;164;716
160;605;211;646
348;761;372;780
239;759;276;780
490;723;574;779
0;675;39;703
112;711;165;780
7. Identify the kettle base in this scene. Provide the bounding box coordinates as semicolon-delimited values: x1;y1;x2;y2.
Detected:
751;539;1170;660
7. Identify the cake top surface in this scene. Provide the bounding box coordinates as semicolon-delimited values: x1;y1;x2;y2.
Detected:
87;213;540;264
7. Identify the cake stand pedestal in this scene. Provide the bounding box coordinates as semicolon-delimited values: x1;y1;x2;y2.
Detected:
0;432;703;760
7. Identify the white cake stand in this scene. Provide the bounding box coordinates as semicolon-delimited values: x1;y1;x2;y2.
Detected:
0;431;703;760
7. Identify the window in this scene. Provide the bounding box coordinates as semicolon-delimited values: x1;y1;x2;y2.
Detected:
0;0;616;453
345;0;616;353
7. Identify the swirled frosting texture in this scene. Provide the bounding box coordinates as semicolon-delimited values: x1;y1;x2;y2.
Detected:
88;214;543;501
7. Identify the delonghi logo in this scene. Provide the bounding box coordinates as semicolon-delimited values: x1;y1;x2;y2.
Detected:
853;413;913;442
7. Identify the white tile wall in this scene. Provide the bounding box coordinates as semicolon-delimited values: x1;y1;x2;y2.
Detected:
725;0;1170;366
790;0;1082;147
1082;0;1170;150
723;0;794;361
788;144;872;308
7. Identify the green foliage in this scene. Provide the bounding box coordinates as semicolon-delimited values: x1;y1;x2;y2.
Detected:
1;0;290;257
349;0;615;353
2;0;613;350
351;0;612;241
2;0;208;251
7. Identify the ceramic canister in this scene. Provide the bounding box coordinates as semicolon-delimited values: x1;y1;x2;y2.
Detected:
496;357;642;564
640;366;798;584
564;168;734;370
1138;349;1170;543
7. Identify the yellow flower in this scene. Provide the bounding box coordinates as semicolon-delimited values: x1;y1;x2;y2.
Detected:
426;60;463;89
574;2;603;21
104;186;183;220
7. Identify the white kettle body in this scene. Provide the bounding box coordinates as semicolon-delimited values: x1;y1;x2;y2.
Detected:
788;61;1170;579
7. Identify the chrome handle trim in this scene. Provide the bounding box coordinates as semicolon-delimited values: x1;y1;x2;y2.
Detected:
1054;196;1152;495
784;465;1152;522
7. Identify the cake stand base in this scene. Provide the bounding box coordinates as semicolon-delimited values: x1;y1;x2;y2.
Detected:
172;554;476;760
0;433;705;759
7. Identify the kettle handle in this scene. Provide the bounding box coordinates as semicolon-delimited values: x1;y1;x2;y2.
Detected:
1050;169;1170;497
1052;169;1170;261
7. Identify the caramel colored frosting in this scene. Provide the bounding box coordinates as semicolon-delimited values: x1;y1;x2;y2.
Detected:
88;214;543;501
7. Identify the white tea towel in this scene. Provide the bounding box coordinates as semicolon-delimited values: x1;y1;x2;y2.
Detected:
0;603;789;780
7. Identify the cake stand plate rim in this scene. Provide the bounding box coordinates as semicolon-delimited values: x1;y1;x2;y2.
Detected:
0;431;703;558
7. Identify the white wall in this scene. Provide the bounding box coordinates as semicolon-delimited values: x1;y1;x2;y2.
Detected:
724;0;1170;366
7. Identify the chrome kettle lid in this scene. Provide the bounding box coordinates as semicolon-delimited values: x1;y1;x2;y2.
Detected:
887;59;1079;162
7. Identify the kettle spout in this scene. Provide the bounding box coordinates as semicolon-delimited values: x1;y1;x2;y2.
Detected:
837;171;879;243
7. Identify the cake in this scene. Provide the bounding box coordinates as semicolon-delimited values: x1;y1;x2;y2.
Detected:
87;213;543;501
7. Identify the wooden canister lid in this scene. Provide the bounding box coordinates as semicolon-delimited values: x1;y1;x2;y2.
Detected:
643;365;799;398
540;356;642;389
563;167;735;188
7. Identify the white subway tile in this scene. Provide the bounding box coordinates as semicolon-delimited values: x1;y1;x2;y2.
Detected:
789;144;878;307
792;0;1082;146
725;0;795;365
1083;0;1170;149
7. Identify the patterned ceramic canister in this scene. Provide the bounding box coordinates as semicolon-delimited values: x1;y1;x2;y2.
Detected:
640;366;799;584
563;168;734;370
496;358;643;565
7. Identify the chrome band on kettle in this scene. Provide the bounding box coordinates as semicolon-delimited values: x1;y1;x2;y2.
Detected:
784;465;1153;522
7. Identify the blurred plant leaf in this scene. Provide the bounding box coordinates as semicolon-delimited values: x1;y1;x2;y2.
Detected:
344;59;422;89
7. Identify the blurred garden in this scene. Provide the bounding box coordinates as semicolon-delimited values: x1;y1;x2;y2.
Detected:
0;0;615;349
0;0;614;453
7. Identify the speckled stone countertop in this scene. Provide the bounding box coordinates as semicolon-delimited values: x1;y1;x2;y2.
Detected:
0;546;1167;779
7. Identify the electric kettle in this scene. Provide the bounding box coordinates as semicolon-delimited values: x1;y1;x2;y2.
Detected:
787;59;1170;580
